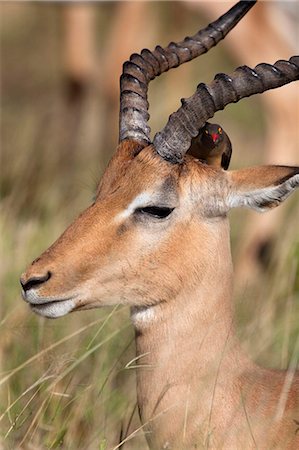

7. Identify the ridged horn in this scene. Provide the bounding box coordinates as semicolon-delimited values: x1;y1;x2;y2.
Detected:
119;1;256;146
153;57;299;162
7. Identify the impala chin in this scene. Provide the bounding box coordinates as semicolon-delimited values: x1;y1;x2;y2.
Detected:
31;298;76;319
22;289;77;319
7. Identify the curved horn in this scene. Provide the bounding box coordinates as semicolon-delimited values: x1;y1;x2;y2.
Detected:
119;1;256;146
153;56;299;162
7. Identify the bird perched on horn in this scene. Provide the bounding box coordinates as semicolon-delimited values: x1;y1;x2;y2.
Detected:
187;122;232;169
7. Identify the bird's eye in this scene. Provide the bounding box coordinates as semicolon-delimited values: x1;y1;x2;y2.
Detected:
205;130;209;134
218;127;222;134
136;206;174;219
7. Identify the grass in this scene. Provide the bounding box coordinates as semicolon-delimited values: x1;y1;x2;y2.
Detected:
1;2;298;449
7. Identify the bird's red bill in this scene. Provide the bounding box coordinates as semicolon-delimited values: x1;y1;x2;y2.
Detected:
211;133;219;142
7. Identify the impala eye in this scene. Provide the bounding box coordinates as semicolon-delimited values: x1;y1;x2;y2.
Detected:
137;206;174;219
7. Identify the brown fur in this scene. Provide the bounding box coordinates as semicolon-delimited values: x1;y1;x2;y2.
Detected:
21;141;299;449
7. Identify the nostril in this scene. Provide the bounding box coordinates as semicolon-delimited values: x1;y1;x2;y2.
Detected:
20;271;52;292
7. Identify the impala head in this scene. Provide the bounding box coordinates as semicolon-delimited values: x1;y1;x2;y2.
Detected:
20;1;299;319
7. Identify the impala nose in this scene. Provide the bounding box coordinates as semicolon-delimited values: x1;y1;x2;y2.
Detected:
20;271;52;292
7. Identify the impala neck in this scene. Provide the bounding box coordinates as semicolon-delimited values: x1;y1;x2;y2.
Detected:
131;219;252;446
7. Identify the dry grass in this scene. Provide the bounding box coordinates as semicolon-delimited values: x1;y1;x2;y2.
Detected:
1;2;298;449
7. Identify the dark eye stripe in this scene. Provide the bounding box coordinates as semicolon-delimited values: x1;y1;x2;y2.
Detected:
136;206;174;219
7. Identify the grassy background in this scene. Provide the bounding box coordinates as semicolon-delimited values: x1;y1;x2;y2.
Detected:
1;2;298;449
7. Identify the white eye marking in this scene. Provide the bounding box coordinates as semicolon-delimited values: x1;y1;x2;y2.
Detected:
115;192;153;221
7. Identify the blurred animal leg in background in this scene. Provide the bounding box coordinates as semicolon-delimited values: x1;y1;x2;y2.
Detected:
185;1;299;286
63;3;96;102
60;3;102;174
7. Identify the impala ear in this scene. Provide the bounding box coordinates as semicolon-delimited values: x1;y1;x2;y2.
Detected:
226;166;299;212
